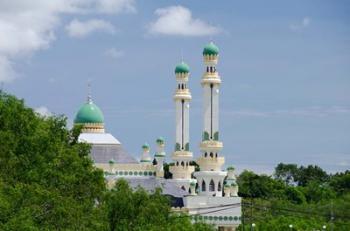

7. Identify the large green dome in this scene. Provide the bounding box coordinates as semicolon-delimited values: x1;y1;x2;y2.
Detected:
74;101;104;124
175;62;190;74
203;42;219;55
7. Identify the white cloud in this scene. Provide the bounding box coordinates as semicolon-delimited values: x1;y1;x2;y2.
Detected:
35;106;52;117
0;0;135;82
148;5;221;36
290;17;311;32
65;19;116;38
104;48;124;59
96;0;136;14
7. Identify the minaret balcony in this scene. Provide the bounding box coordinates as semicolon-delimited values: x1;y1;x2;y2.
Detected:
169;165;195;179
200;140;223;152
173;89;192;100
196;156;225;171
201;74;221;85
172;151;193;160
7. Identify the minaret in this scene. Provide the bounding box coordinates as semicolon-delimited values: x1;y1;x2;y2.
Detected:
169;61;195;192
194;42;226;197
140;143;152;164
154;137;166;178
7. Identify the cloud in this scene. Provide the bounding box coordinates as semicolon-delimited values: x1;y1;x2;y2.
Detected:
290;17;310;32
0;0;136;82
35;106;51;117
223;106;350;118
96;0;136;14
65;19;116;38
104;48;124;59
148;5;221;36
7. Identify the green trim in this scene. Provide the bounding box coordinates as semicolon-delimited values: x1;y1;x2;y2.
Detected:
185;142;190;151
175;143;181;151
227;166;235;171
155;152;165;157
156;137;165;144
202;131;209;141
213;131;219;141
140;159;151;162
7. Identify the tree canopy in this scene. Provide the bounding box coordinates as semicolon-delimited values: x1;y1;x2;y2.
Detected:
0;91;213;231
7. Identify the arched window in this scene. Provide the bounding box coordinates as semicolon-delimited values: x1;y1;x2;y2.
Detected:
210;152;213;158
204;152;208;157
176;161;179;166
218;181;222;191
181;84;184;89
209;179;215;191
202;180;206;192
210;67;213;72
178;84;181;89
215;153;218;158
181;161;184;166
207;67;209;72
189;188;191;194
181;186;186;191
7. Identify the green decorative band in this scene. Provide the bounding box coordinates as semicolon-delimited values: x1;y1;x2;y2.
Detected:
140;160;151;162
185;142;190;151
192;215;240;222
213;131;219;141
113;170;156;177
202;131;209;141
175;143;181;151
155;152;166;157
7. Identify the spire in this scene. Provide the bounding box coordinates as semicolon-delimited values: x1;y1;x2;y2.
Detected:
87;80;92;104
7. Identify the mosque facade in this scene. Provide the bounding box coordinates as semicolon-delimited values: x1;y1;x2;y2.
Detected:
74;42;241;231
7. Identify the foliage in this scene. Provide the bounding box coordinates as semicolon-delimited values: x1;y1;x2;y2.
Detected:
0;91;213;231
237;163;350;230
104;179;213;231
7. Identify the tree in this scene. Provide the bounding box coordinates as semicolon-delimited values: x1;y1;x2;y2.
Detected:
274;163;298;185
104;179;213;231
0;91;107;230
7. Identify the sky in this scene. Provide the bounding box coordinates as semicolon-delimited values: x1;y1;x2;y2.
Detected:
1;0;349;174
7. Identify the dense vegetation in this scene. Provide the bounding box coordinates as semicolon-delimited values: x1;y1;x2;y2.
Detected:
0;91;212;231
1;91;349;230
237;164;350;230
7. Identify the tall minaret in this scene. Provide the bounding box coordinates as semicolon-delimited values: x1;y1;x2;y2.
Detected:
169;61;195;192
194;42;226;197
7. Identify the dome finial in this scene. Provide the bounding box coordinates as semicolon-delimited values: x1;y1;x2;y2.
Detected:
87;80;92;104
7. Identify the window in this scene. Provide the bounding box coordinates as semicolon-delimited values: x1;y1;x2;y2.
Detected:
209;179;215;191
181;186;186;191
202;180;206;192
215;153;218;158
204;152;208;157
207;67;209;72
210;152;213;158
181;161;184;166
218;181;222;191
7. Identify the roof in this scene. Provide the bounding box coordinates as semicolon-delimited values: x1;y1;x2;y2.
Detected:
126;178;188;199
90;144;138;164
78;133;121;145
74;101;104;124
175;62;190;74
203;42;219;55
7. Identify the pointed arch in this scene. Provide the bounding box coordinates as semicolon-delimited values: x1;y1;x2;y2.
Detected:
209;179;215;191
202;180;206;192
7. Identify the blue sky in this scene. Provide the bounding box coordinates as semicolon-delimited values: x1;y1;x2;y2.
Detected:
1;0;349;173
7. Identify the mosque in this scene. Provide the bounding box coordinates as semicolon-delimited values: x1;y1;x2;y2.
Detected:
73;42;242;231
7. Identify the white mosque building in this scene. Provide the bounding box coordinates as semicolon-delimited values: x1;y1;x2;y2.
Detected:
73;42;241;231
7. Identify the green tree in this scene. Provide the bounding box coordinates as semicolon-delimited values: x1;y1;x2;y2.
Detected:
104;179;213;231
0;91;107;230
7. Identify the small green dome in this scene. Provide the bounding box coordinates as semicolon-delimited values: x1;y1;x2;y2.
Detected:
175;62;190;74
203;42;219;56
156;137;165;144
74;101;104;124
142;143;150;149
